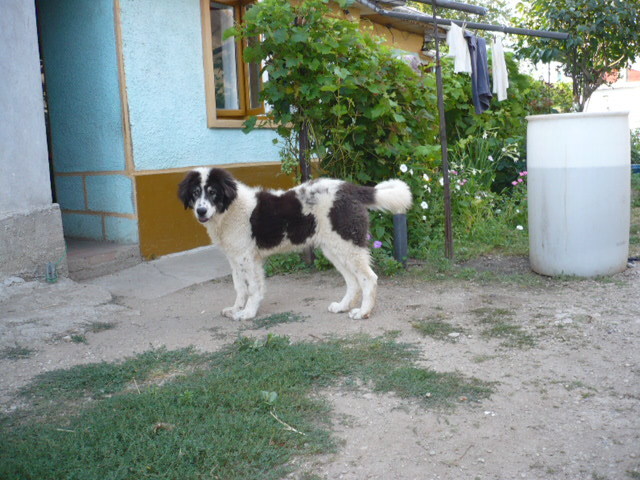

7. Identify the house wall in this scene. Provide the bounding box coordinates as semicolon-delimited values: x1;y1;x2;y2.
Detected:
587;81;640;130
37;0;138;243
0;0;67;279
118;0;282;172
118;0;289;258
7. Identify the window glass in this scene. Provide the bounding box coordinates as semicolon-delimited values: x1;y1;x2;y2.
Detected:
211;2;240;111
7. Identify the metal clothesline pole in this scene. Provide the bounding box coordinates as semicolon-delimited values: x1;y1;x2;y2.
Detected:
356;0;569;40
430;0;454;259
357;0;568;260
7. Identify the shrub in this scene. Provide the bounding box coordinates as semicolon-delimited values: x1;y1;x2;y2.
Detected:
235;0;440;185
632;129;640;165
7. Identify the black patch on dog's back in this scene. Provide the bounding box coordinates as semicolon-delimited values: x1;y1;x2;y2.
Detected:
250;190;316;249
329;183;375;247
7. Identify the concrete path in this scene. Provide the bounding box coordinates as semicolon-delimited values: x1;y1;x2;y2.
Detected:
86;246;231;300
0;246;231;349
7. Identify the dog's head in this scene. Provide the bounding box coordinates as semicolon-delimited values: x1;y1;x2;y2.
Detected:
178;168;238;223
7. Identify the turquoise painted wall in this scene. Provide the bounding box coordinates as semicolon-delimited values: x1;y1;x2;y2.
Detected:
119;0;282;171
37;0;136;243
37;0;126;173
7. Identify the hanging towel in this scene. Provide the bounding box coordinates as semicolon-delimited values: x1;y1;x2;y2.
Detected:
492;37;509;101
446;23;472;74
465;33;493;114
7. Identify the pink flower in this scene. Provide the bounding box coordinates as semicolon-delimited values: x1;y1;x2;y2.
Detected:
512;181;518;186
517;178;523;183
373;240;383;249
520;171;528;176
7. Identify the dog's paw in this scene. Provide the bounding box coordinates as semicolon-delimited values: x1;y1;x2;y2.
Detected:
222;307;239;318
348;308;370;320
328;302;348;313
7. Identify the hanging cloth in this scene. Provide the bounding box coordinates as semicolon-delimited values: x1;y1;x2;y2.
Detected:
446;23;472;74
465;33;492;114
491;37;509;101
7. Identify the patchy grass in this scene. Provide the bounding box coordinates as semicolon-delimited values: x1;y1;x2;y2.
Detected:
85;321;117;333
627;467;640;479
18;347;210;402
250;312;307;330
70;334;87;344
1;335;493;480
631;175;640;258
472;307;536;348
0;345;36;360
412;318;465;342
264;253;313;277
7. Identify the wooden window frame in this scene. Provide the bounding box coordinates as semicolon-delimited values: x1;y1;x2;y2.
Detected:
201;0;267;128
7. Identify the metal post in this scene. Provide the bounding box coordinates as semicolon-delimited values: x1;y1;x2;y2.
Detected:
431;1;454;260
299;122;315;265
393;214;408;266
299;122;311;182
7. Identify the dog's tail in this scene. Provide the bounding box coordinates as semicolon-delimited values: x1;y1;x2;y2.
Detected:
371;179;412;214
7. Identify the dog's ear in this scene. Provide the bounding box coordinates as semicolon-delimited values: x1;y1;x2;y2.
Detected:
215;169;238;212
178;171;201;209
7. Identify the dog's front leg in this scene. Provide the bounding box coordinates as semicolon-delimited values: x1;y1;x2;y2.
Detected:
222;259;248;318
230;255;265;321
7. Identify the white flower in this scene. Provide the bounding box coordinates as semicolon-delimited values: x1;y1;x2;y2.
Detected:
516;225;524;231
439;177;444;186
409;169;414;176
423;173;430;182
400;164;408;173
421;201;429;209
516;209;521;214
496;209;502;214
482;131;488;139
424;185;431;193
422;215;427;221
488;155;494;162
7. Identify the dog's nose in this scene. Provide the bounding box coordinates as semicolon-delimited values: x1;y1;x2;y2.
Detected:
196;207;207;217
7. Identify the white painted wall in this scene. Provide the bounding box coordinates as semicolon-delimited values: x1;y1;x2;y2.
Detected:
0;0;52;214
0;0;67;279
586;81;640;130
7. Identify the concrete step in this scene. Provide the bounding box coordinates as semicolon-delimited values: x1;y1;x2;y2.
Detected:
66;238;142;281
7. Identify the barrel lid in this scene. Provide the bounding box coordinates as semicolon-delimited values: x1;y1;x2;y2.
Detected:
526;111;630;122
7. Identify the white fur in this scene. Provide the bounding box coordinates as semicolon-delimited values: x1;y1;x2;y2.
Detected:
189;171;412;321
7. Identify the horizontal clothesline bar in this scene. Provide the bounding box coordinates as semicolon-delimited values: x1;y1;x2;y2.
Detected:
357;0;569;40
436;17;569;40
411;0;487;16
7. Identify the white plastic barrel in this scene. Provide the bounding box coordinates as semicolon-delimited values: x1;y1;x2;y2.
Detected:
526;111;631;277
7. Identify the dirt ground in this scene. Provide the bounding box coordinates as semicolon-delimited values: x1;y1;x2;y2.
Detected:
1;256;640;480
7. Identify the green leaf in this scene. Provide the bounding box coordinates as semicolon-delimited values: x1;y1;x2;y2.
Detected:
369;103;389;119
242;116;258;134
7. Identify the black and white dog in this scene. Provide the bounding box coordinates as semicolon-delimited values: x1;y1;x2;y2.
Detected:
178;168;412;320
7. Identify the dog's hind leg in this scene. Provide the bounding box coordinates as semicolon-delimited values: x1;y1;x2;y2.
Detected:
321;247;360;313
222;259;248;318
346;250;378;320
231;255;265;321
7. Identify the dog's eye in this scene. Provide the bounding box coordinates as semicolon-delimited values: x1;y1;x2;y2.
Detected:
207;187;215;196
194;187;201;197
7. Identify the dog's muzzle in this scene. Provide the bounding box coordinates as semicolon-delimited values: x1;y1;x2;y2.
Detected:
196;207;209;223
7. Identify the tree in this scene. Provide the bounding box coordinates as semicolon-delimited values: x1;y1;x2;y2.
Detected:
230;0;440;184
514;0;640;112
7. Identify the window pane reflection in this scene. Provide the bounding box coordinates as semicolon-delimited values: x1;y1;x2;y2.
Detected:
211;2;240;110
